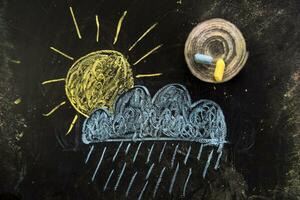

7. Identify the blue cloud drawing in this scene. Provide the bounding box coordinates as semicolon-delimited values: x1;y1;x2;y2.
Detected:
82;84;227;148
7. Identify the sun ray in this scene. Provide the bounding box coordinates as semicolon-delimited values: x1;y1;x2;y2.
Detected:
42;78;65;85
96;15;100;42
129;23;158;51
113;11;127;45
14;98;22;105
9;59;21;64
66;114;78;135
50;47;74;60
69;6;82;39
43;101;66;117
136;73;162;78
133;44;163;65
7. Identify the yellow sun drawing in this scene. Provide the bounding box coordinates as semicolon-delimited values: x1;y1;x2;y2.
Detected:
65;50;134;117
42;7;163;135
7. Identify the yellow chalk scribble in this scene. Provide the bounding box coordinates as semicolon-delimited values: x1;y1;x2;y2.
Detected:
66;114;78;135
129;23;158;51
65;50;134;117
42;78;65;85
69;6;82;39
50;47;74;60
136;73;162;78
133;44;163;65
14;98;22;105
43;101;66;117
96;15;100;42
113;11;127;45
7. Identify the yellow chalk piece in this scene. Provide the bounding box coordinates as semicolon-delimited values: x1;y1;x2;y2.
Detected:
14;98;22;105
214;59;225;82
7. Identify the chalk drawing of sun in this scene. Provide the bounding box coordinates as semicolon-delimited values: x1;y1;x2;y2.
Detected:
42;7;162;135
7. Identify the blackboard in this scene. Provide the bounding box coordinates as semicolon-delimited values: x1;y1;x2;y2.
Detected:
0;0;300;199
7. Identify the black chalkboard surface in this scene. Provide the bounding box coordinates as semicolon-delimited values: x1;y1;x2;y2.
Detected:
0;0;300;199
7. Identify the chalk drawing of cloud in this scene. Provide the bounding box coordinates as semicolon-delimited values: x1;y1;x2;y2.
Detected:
82;84;227;148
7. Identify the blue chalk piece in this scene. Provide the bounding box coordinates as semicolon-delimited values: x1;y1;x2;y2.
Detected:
194;53;213;65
